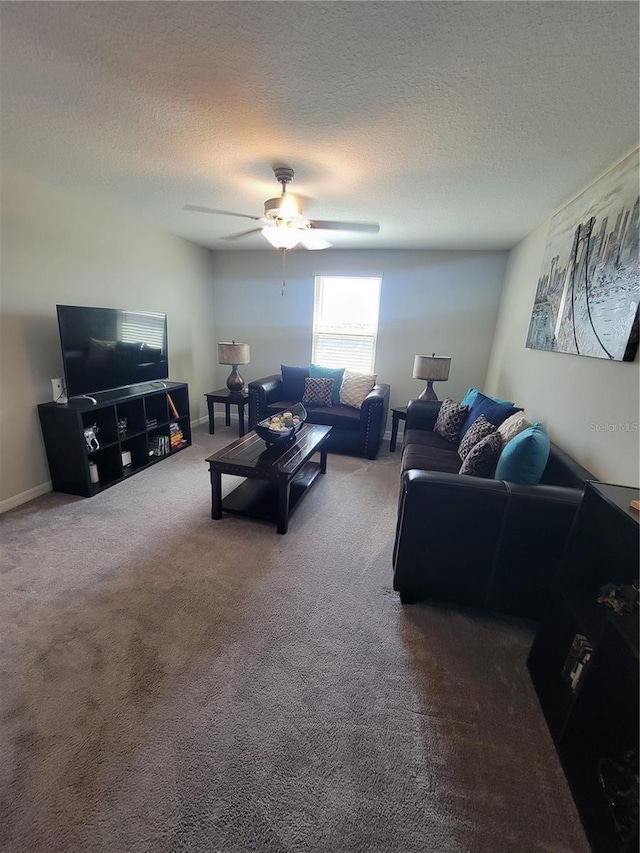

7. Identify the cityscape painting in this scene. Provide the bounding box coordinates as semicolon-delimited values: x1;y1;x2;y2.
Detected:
526;149;639;361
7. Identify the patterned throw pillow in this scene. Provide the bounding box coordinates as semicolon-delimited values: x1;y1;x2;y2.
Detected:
459;432;503;477
339;369;377;409
309;364;345;405
458;415;497;461
302;377;333;407
434;399;469;445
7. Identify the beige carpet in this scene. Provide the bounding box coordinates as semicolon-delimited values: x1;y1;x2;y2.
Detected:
0;423;588;852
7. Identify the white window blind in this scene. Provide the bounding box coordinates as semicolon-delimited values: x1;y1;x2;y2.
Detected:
312;276;382;373
119;311;166;349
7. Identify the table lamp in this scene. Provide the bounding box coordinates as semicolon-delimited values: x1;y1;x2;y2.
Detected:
412;353;451;401
218;341;250;393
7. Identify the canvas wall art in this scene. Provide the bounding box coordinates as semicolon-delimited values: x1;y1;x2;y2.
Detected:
526;149;639;361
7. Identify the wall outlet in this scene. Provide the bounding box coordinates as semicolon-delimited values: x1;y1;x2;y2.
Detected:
51;377;67;404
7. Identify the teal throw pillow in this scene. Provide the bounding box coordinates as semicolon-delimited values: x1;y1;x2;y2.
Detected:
461;388;514;409
309;363;345;405
494;423;550;484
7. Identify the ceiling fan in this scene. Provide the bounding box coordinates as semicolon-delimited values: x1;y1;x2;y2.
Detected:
184;167;380;250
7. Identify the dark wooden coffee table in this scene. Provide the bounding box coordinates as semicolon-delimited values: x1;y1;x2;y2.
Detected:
206;423;332;534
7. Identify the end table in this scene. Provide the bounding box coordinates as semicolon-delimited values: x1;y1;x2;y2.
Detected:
390;406;408;452
205;389;249;437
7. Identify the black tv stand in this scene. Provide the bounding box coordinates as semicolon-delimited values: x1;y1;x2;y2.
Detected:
38;381;191;497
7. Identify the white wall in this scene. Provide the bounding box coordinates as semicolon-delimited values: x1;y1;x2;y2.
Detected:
485;222;640;485
0;169;215;509
211;248;508;416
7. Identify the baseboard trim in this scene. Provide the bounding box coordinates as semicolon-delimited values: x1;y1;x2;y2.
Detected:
4;418;207;514
2;423;394;513
0;481;52;514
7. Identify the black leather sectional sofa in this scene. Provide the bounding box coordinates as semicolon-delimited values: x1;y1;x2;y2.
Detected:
393;399;595;620
248;370;390;460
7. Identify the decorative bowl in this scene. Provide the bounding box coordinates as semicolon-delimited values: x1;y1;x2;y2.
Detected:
255;403;307;446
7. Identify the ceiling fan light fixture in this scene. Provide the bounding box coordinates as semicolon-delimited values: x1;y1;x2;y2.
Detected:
264;192;302;220
184;165;379;250
262;223;301;250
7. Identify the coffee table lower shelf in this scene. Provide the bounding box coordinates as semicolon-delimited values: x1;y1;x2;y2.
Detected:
221;460;322;533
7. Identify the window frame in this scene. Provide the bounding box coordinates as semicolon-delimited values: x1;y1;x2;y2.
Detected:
311;274;382;374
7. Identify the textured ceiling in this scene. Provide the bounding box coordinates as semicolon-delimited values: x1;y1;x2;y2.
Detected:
1;2;638;251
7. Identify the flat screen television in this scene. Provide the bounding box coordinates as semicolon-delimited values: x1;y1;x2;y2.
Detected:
57;305;168;398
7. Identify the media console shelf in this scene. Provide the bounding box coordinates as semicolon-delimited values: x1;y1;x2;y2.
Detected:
38;382;191;497
527;481;639;853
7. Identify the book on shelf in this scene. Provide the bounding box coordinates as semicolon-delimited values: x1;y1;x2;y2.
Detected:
169;420;187;449
148;435;169;457
561;633;593;691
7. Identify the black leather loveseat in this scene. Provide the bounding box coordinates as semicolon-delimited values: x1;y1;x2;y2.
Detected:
248;369;390;459
393;399;595;620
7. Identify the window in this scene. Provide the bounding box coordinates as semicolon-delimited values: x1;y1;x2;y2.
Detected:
312;275;382;373
119;311;166;350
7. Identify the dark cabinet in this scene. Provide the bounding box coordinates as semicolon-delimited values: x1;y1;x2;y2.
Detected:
38;382;191;496
528;482;639;852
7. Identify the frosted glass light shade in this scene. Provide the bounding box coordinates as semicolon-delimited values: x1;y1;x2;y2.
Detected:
300;232;331;250
262;224;301;250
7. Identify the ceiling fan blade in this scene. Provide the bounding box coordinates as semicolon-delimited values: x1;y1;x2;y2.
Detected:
223;227;264;241
299;232;332;251
308;219;380;234
183;204;261;221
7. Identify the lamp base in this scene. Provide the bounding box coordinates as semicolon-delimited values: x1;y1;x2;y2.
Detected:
417;381;439;401
226;366;245;393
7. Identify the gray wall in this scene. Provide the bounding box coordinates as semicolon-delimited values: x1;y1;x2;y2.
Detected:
485;221;640;484
0;169;215;510
211;248;508;415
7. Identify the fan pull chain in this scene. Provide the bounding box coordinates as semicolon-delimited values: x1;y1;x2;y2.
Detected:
281;248;287;296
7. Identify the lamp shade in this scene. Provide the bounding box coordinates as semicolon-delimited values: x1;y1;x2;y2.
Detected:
412;354;451;382
218;342;250;365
